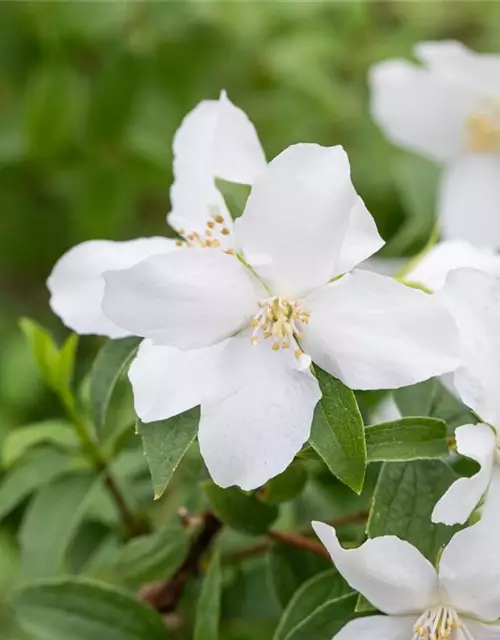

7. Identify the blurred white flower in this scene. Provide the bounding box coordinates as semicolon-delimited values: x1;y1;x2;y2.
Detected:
102;143;458;490
432;268;500;526
313;520;500;640
370;41;500;248
47;91;265;337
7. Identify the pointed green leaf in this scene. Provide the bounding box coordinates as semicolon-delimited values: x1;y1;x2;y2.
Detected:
19;319;61;393
283;593;357;640
137;407;200;499
365;417;448;462
309;367;366;493
262;460;307;505
90;337;141;435
12;578;168;640
194;549;222;640
204;482;278;536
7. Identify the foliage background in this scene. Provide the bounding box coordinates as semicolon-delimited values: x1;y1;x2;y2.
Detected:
0;2;498;638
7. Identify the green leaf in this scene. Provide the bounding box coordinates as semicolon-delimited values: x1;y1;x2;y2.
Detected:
137;407;200;499
0;451;76;522
2;421;79;468
309;367;366;493
365;417;448;462
262;460;307;505
268;543;331;608
368;460;459;562
194;549;222;640
112;524;189;587
282;593;357;640
90;337;141;436
203;482;278;536
58;334;79;396
12;577;168;640
215;179;251;220
19;472;99;582
274;569;351;640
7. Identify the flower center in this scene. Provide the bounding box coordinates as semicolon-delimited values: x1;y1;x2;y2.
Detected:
466;105;500;152
176;209;233;252
250;297;311;358
412;606;461;639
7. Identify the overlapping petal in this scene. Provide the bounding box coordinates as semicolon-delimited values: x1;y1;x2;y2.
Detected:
48;237;176;338
236;144;369;297
463;621;500;640
334;616;415;640
439;522;500;621
440;155;500;249
432;424;496;525
301;270;459;390
198;333;320;490
102;249;265;349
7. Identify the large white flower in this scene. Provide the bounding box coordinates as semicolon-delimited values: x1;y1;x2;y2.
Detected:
432;268;500;526
313;520;500;640
370;41;500;248
102;143;458;490
47;91;266;337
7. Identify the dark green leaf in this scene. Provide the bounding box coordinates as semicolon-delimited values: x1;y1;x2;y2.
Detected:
90;337;141;435
262;461;307;505
194;549;222;640
274;569;351;640
365;417;448;462
283;593;357;640
19;473;99;582
137;407;200;499
12;578;168;640
368;460;459;562
310;368;366;493
204;482;278;536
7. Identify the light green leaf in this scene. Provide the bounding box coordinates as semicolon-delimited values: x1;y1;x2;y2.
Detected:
203;482;278;536
365;417;448;462
309;367;366;493
283;593;357;640
368;460;459;562
274;569;351;640
137;407;200;499
90;337;141;436
12;577;168;640
58;334;79;396
0;451;76;522
2;421;79;468
262;461;307;505
19;472;99;583
194;549;222;640
112;524;189;587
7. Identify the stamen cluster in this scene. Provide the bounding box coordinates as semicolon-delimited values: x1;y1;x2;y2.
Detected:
412;606;462;640
176;212;232;251
466;106;500;152
250;296;311;357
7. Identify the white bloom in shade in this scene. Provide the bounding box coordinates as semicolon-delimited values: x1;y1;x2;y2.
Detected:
432;268;500;526
313;520;500;640
370;41;500;248
102;143;459;490
47;91;265;337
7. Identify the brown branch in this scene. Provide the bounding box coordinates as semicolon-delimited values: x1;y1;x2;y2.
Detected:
139;512;222;613
102;469;148;537
268;530;331;559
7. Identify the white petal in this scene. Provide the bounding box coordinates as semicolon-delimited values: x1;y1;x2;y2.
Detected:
301;270;459;390
369;59;476;162
102;249;264;349
463;620;500;640
198;333;321;490
312;522;438;615
334;616;415;640
236;144;365;297
432;424;496;526
481;464;500;527
440;155;500;249
128;340;224;423
439;522;500;621
47;237;176;338
335;196;385;274
416;40;500;95
406;241;500;292
439;268;500;425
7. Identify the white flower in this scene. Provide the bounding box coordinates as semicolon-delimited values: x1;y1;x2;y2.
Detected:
102;143;458;490
432;268;500;526
313;520;500;640
47;91;265;337
370;41;500;248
